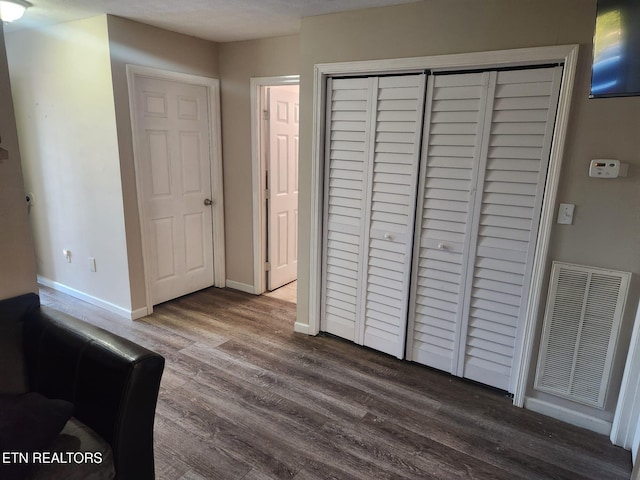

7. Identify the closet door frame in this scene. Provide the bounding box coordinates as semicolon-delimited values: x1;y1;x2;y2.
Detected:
307;44;579;408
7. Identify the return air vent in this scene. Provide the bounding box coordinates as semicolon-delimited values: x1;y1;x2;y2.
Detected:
535;262;631;408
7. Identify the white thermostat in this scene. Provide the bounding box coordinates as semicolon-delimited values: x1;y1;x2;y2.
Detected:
589;159;620;178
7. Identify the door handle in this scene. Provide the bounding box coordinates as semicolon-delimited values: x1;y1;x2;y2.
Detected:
204;198;213;206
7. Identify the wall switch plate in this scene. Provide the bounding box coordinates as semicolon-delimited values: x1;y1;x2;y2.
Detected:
63;249;71;263
89;257;96;272
557;203;575;225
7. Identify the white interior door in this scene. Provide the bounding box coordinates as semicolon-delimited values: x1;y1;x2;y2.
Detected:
133;75;215;305
267;85;299;291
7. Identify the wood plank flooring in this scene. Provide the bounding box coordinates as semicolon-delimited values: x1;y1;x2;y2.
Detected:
39;285;633;480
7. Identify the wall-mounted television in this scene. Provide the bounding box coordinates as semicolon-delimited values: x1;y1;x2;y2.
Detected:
590;0;640;98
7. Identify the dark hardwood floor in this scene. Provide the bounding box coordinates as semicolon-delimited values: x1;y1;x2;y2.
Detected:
39;285;632;480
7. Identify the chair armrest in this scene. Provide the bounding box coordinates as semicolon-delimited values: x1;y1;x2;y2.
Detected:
23;306;164;480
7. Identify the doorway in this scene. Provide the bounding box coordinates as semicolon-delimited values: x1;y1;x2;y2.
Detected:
307;45;580;407
127;66;226;313
251;76;300;301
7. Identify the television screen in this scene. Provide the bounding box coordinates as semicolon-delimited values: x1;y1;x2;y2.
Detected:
590;0;640;98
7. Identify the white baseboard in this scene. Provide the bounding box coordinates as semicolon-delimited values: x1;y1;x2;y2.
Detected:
37;276;136;320
131;306;150;320
525;397;612;436
294;322;312;335
225;280;258;294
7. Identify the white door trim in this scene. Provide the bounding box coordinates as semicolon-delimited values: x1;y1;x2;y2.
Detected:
127;64;226;315
250;75;300;295
307;44;579;408
611;300;640;450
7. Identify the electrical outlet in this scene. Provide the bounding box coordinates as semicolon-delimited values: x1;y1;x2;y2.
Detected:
89;257;96;272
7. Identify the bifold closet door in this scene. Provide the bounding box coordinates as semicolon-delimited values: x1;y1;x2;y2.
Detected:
321;77;370;343
407;66;563;392
321;74;426;358
406;71;489;373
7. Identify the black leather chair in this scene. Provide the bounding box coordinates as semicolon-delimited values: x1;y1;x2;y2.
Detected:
1;293;164;480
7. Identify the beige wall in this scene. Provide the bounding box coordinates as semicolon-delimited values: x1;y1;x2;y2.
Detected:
531;47;640;420
106;15;220;310
218;35;300;287
0;23;37;300
296;0;640;419
6;16;127;308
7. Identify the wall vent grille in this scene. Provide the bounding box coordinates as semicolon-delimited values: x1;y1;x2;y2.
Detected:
534;262;630;408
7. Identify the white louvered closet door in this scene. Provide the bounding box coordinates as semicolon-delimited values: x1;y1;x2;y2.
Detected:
408;66;563;392
463;67;562;392
321;77;371;342
321;74;426;358
406;72;490;373
362;75;427;357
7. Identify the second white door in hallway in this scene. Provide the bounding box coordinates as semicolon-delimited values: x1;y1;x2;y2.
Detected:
267;85;299;291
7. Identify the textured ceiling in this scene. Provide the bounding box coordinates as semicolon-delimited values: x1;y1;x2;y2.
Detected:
5;0;421;42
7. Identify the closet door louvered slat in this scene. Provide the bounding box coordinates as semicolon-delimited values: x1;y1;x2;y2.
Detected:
535;262;631;408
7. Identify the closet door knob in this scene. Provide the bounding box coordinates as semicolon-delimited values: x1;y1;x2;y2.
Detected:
438;243;448;250
384;233;393;241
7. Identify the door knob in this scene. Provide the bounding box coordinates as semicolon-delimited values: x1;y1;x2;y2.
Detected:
204;198;213;206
